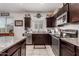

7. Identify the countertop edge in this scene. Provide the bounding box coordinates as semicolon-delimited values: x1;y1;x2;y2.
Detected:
0;38;26;54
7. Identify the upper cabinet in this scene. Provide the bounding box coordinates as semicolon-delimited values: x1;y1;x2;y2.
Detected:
56;4;69;26
24;17;31;29
56;3;79;26
46;16;56;27
69;3;79;22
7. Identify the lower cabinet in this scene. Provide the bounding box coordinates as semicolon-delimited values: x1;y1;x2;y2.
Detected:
21;40;26;56
12;48;21;56
0;39;26;56
76;46;79;56
32;34;52;45
60;40;76;56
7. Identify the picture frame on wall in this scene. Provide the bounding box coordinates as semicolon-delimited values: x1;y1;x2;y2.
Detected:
15;20;23;26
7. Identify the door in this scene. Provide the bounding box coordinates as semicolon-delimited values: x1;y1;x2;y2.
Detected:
52;36;60;56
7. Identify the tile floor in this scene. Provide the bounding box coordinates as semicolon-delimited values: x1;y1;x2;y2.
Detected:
26;45;55;56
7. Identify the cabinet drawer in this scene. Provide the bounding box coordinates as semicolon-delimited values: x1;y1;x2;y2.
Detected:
61;44;75;56
76;46;79;56
61;40;75;52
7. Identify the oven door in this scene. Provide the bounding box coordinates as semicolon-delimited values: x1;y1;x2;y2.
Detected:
52;36;60;56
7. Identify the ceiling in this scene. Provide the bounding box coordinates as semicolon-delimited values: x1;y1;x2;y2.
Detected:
0;3;63;13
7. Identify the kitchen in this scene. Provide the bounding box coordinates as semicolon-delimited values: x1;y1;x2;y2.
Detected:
0;3;79;56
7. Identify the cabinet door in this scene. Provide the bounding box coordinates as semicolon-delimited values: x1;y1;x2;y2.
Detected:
56;7;64;18
63;4;69;12
46;17;52;27
21;41;26;56
24;17;31;29
12;48;21;56
0;51;8;56
61;44;75;56
7;43;21;56
60;40;75;56
32;34;45;45
76;46;79;56
69;3;79;22
32;34;51;45
46;17;55;27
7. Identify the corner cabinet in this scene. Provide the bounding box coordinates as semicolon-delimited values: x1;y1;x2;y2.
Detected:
46;17;56;27
24;17;31;29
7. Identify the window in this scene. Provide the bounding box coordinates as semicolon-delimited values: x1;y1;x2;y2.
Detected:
0;17;14;33
0;17;6;28
33;20;45;31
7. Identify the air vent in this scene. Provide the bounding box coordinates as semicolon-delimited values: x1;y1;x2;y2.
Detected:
0;13;9;16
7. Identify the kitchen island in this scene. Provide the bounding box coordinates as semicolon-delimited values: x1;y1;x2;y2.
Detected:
0;36;26;56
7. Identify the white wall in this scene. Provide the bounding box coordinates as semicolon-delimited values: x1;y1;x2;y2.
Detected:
10;13;25;40
10;12;47;40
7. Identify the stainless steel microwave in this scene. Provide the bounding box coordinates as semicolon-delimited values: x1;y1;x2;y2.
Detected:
56;12;67;26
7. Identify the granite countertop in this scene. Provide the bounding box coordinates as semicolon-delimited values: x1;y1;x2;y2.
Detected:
61;38;79;46
49;33;79;47
0;36;26;53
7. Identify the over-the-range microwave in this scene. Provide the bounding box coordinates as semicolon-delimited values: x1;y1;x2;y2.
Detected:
56;12;68;26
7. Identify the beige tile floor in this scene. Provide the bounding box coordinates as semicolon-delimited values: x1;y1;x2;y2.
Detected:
26;45;55;56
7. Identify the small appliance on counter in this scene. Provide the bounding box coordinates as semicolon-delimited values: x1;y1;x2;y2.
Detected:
61;29;78;38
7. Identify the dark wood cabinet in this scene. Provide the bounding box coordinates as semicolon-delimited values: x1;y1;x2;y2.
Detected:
56;3;79;23
21;40;26;56
76;46;79;56
24;17;31;29
60;40;76;56
0;39;26;56
56;8;64;18
32;34;52;45
56;3;68;18
63;3;69;12
69;3;79;22
12;48;21;56
7;43;21;56
46;17;55;27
